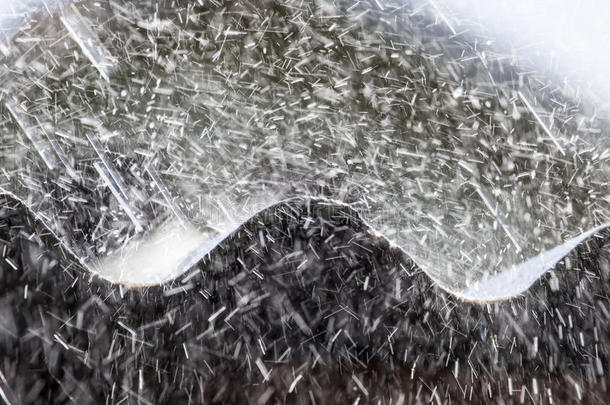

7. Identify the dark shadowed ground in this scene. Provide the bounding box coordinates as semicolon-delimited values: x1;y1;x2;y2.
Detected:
0;194;608;404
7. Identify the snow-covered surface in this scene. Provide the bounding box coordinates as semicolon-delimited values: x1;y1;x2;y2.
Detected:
0;0;608;301
89;219;210;285
457;222;610;301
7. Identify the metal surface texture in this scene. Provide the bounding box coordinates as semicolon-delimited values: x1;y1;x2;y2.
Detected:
0;0;608;300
